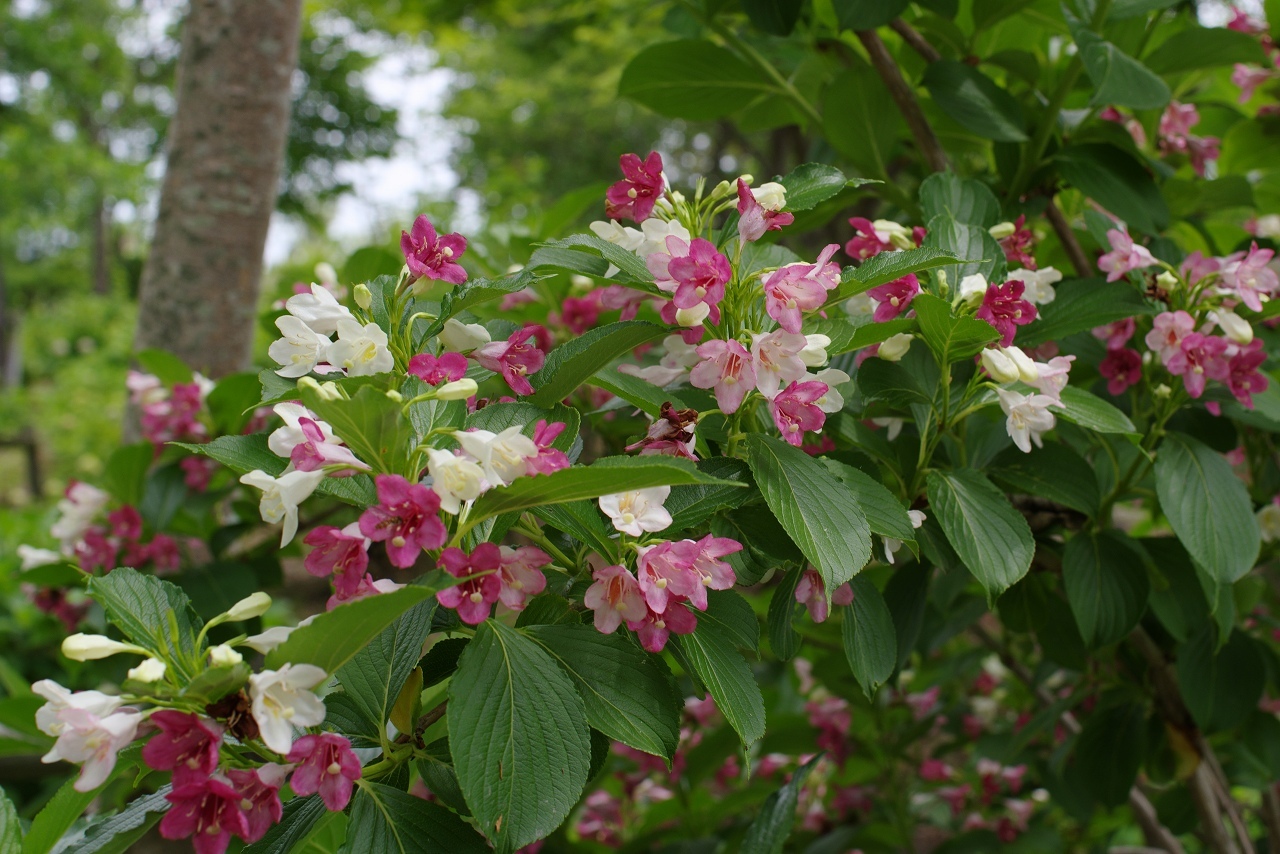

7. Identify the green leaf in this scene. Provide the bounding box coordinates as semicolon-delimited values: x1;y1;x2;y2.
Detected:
1074;28;1170;109
1144;27;1268;74
1067;702;1145;808
830;246;963;303
423;268;545;340
588;368;692;417
266;579;452;672
990;444;1101;517
924;215;1005;286
926;469;1034;600
448;620;591;852
466;402;579;453
1062;531;1149;647
323;693;381;748
919;172;1002;226
135;349;192;385
842;575;897;698
100;443;154;507
2;789;20;854
746;434;872;591
21;748;140;854
1154;432;1260;585
54;788;169;854
670;621;766;748
532;501;616;558
528;321;667;406
823;460;916;541
777;163;852;211
856;358;933;406
740;754;823;854
337;600;435;727
619;40;772;120
1177;628;1266;733
911;293;1000;364
341;245;402;283
805;316;916;356
1055;143;1169;235
831;0;910;29
178;433;376;506
297;383;412;476
823;67;902;176
524;624;681;761
86;569;202;679
664;458;755;532
258;369;298;405
767;568;804;661
464;455;744;531
1014;278;1157;347
1056;386;1137;435
923;60;1028;142
181;662;250;704
344;782;490;854
531;234;654;286
699;589;761;653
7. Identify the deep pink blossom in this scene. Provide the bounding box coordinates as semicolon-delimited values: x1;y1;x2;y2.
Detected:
1158;102;1220;177
407;351;467;385
736;178;793;242
647;236;731;309
583;561;647;634
627;601;697;653
845;217;893;259
497;545;551;611
142;711;223;781
226;767;284;843
526;419;571;474
867;275;920;322
182;456;217;492
290;417;368;475
400;215;467;284
1166;333;1231;398
1221;243;1279;312
762;244;841;333
560;294;601;335
1099;348;1143;396
1227;339;1269;408
474;328;546;396
605;151;664;222
770;380;828;445
635;540;699;613
75;527;117;574
921;758;953;782
1098;228;1157;282
689;339;754;413
108;506;142;541
435;543;503;624
1145;311;1197;363
287;733;362;812
358;475;447;568
160;775;250;854
998;215;1037;269
976;280;1038;347
1091;318;1135;351
303;523;369;599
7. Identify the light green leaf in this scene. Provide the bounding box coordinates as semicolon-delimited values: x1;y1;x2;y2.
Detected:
1063;531;1149;647
670;621;766;748
135;349;193;385
911;293;1000;364
619;40;773;121
530;235;654;286
1056;386;1138;435
86;569;202;680
22;748;140;854
777;163;852;211
842;576;897;698
337;600;435;727
740;754;823;854
923;60;1028;142
1074;28;1170;109
919;172;1002;226
298;383;413;476
343;782;489;854
528;321;668;406
52;788;169;854
588;368;692;417
926;469;1034;600
100;444;153;507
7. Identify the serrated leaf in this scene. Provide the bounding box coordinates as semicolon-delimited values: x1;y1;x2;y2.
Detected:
923;60;1028;142
912;293;1000;364
926;469;1034;600
822;460;916;541
670;621;766;748
990;444;1101;517
664;458;755;532
1063;531;1149;647
1014;278;1157;347
297;383;412;476
829;247;962;303
177;434;376;506
777;163;852;211
343;783;489;854
587;369;692;417
1056;386;1137;434
528;321;668;406
86;569;202;680
52;788;170;854
1055;143;1169;235
337;601;435;728
843;576;896;698
919;172;1002;226
2;790;21;854
1075;29;1170;109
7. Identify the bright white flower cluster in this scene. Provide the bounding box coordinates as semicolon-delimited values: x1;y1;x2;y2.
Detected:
269;284;393;378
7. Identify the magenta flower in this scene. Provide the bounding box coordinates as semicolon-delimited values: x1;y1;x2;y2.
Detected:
1145;311;1196;363
400;215;467;284
1099;348;1143;396
560;294;602;335
762;244;841;333
605;151;665;222
689;339;754;414
1166;333;1231;398
287;733;362;812
407;351;467;385
290;417;368;476
436;543;503;624
845;217;893;260
867;274;920;322
736;178;794;243
226;767;284;844
160;775;250;854
358;475;447;569
998;215;1037;269
141;711;223;782
527;419;571;475
1221;243;1279;312
474;327;546;396
635;540;699;613
302;523;369;599
1227;339;1269;408
647;236;731;310
497;545;551;611
627;601;697;653
75;527;117;574
1097;228;1157;282
976;280;1038;347
770;380;828;446
583;560;647;634
108;506;142;541
1091;318;1135;351
795;569;832;623
143;533;181;574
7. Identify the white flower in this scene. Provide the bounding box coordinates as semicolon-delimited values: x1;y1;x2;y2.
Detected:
42;707;142;792
844;293;875;317
813;369;851;413
226;592;272;621
1255;214;1280;240
663;334;702;368
326;319;394;377
269;316;332;379
980;348;1020;384
637;218;692;258
618;363;689;386
127;658;167;683
1209;309;1253;345
1005;347;1040;383
453;426;538;487
208;644;244;667
248;664;329;754
620;334;702;387
882;510;928;565
50;483;109;548
61;634;146;662
315;262;339;286
438;318;492;352
675;302;711;327
879;333;913;362
958;274;989;304
800;334;832;368
996;388;1060;453
32;680;122;737
752;182;788;211
871;417;904;440
1010;267;1062;305
427;448;487;514
599;487;673;537
242;615;318;655
267;403;336;458
908;510;927;529
18;545;62;570
239;469;326;547
1258;503;1280;543
590;220;646;253
285;283;354;336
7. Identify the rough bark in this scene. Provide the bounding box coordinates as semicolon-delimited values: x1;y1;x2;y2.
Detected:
133;0;303;378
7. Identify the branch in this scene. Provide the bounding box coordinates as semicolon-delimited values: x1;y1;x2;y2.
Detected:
889;18;941;64
1044;197;1094;278
854;29;949;174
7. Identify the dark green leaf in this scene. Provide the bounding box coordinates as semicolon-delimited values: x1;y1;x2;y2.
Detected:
830;246;963;303
926;469;1034;599
990;444;1101;517
823;460;916;541
54;788;169;854
670;621;766;748
767;568;804;661
1068;702;1145;808
842;576;897;698
1055;143;1170;235
177;434;376;506
856;358;933;406
1056;386;1137;434
823;67;902;175
740;754;823;853
619;40;772;120
664;458;755;532
1074;29;1170;109
528;321;668;406
86;569;202;680
337;601;435;727
831;0;910;29
1144;27;1268;74
1015;278;1157;347
923;60;1028;142
1062;531;1149;647
343;782;489;854
1177;628;1266;733
101;444;153;507
919;172;1002;226
532;501;616;558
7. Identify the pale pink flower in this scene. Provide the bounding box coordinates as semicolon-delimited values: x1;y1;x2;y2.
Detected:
736;177;793;242
1166;333;1231;398
751;330;808;396
995;388;1059;453
1026;355;1074;402
1220;243;1279;312
1092;318;1135;351
43;707;142;791
497;545;551;611
762;244;841;333
1233;63;1276;103
1145;311;1197;363
583;559;647;634
689;339;754;413
635;540;699;613
1097;228;1157;282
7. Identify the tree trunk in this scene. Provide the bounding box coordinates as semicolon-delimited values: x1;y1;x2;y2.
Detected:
133;0;303;378
92;194;111;295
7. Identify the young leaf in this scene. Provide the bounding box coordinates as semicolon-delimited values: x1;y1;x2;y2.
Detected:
911;293;1000;365
1062;531;1149;647
842;576;897;698
777;163;850;211
527;320;668;406
298;382;413;476
337;600;435;727
746;434;872;590
86;569;202;680
448;620;591;852
926;469;1034;600
343;782;489;854
740;754;823;854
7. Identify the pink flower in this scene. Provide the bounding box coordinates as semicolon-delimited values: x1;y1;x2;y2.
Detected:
605;152;665;222
290;417;368;475
687;535;741;597
498;545;551;611
597;285;649;320
806;695;851;759
1227;339;1269;408
920;758;953;782
976;280;1038;347
560;294;601;334
1159;100;1199;141
526;419;571;475
1027;355;1075;402
400;215;467;284
1145;310;1197;363
474;328;546;396
226;767;284;844
998;215;1037;269
141;711;223;781
302;523;369;599
1221;243;1279;312
327;575;403;610
407;351;467;385
181;456;217;492
845;217;893;259
583;560;647;634
435;543;503;624
161;775;250;854
751;329;808;395
1099;348;1143;396
939;784;972;816
635;540;698;613
770;380;829;446
627;601;697;653
867;274;920;322
647;236;731;309
358;475;447;569
736;178;793;242
689;339;754;413
1166;333;1231;398
287;733;362;812
1233;63;1276;103
794;569;830;623
762;244;841;333
1100;106;1148;147
1180;251;1220;286
1097;228;1156;282
1092;318;1135;351
108;506;142;541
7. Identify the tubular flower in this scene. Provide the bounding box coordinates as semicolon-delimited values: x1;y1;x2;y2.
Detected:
474;327;546;396
1097;228;1157;282
769;380;829;445
647;236;732;310
995;389;1059;453
436;544;504;625
1145;311;1197;364
497;545;552;611
287;733;362;812
867;275;920;322
358;474;448;569
584;559;647;634
160;775;250;854
599;487;673;537
751;330;808;396
605;151;665;222
407;351;467;385
248;664;328;755
1166;333;1231;398
736;177;793;242
976;280;1038;347
527;419;571;474
1226;339;1269;408
401;215;467;284
1099;348;1143;396
302;523;370;598
627;601;697;653
762;244;841;333
690;339;755;414
141;711;224;781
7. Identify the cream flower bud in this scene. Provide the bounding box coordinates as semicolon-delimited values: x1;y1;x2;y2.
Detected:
127;658;167;683
435;378;479;400
675;302;711;327
1156;270;1178;289
879;333;913;362
209;644;244;667
226;592;272;622
353;283;372;310
800;334;832;367
570;275;594;292
989;221;1017;240
752;182;787;211
297;376;342;402
62;634;145;662
439;318;491;352
385;390;404;403
980;348;1020;384
1154;383;1172;398
1004;346;1040;383
314;262;338;285
1210;309;1253;345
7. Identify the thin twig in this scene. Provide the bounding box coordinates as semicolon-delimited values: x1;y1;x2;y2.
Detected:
855;29;949;174
1044;197;1093;278
889;18;941;64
